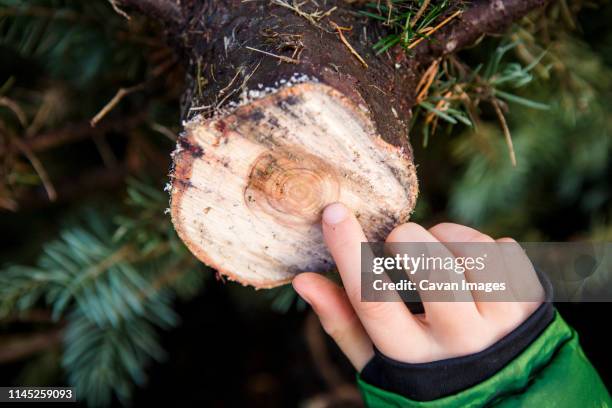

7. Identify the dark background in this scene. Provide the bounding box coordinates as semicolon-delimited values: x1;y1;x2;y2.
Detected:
1;0;611;406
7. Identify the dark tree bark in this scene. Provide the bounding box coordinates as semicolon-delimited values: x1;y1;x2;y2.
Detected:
411;0;549;65
117;0;548;133
117;0;549;287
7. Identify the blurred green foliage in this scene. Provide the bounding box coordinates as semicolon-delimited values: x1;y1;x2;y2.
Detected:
413;4;612;240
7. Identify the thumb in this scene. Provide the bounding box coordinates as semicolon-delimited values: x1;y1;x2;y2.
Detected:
293;272;373;371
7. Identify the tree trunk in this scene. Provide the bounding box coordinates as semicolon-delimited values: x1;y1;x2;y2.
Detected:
118;0;549;288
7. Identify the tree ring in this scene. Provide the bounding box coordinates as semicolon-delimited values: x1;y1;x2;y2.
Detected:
244;148;340;226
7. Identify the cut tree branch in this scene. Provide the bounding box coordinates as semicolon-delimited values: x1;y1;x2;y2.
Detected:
122;0;551;287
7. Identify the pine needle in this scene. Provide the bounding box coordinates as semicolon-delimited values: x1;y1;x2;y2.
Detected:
416;59;440;103
107;0;130;20
330;21;369;68
0;97;27;127
411;0;431;28
150;123;178;141
408;9;462;50
90;84;145;127
271;0;335;30
492;99;517;167
12;137;57;201
245;46;300;64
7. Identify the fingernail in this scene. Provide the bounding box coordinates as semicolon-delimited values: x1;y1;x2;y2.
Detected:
323;202;347;225
292;281;311;305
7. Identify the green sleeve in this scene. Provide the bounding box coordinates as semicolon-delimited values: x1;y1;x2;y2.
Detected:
357;312;611;408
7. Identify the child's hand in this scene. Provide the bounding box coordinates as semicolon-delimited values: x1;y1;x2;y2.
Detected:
293;203;544;371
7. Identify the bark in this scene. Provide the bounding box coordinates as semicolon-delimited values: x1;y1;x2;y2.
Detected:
119;0;549;287
117;0;184;28
411;0;550;66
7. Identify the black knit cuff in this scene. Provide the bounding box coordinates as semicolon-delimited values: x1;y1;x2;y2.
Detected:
360;301;554;401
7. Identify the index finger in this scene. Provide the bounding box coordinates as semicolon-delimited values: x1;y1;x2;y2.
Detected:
321;203;427;360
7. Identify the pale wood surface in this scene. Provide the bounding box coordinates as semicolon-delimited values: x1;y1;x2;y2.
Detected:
170;82;418;288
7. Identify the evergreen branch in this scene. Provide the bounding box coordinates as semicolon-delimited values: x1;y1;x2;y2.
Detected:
62;310;166;407
412;0;551;67
411;39;547;147
0;266;56;318
0;180;206;405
